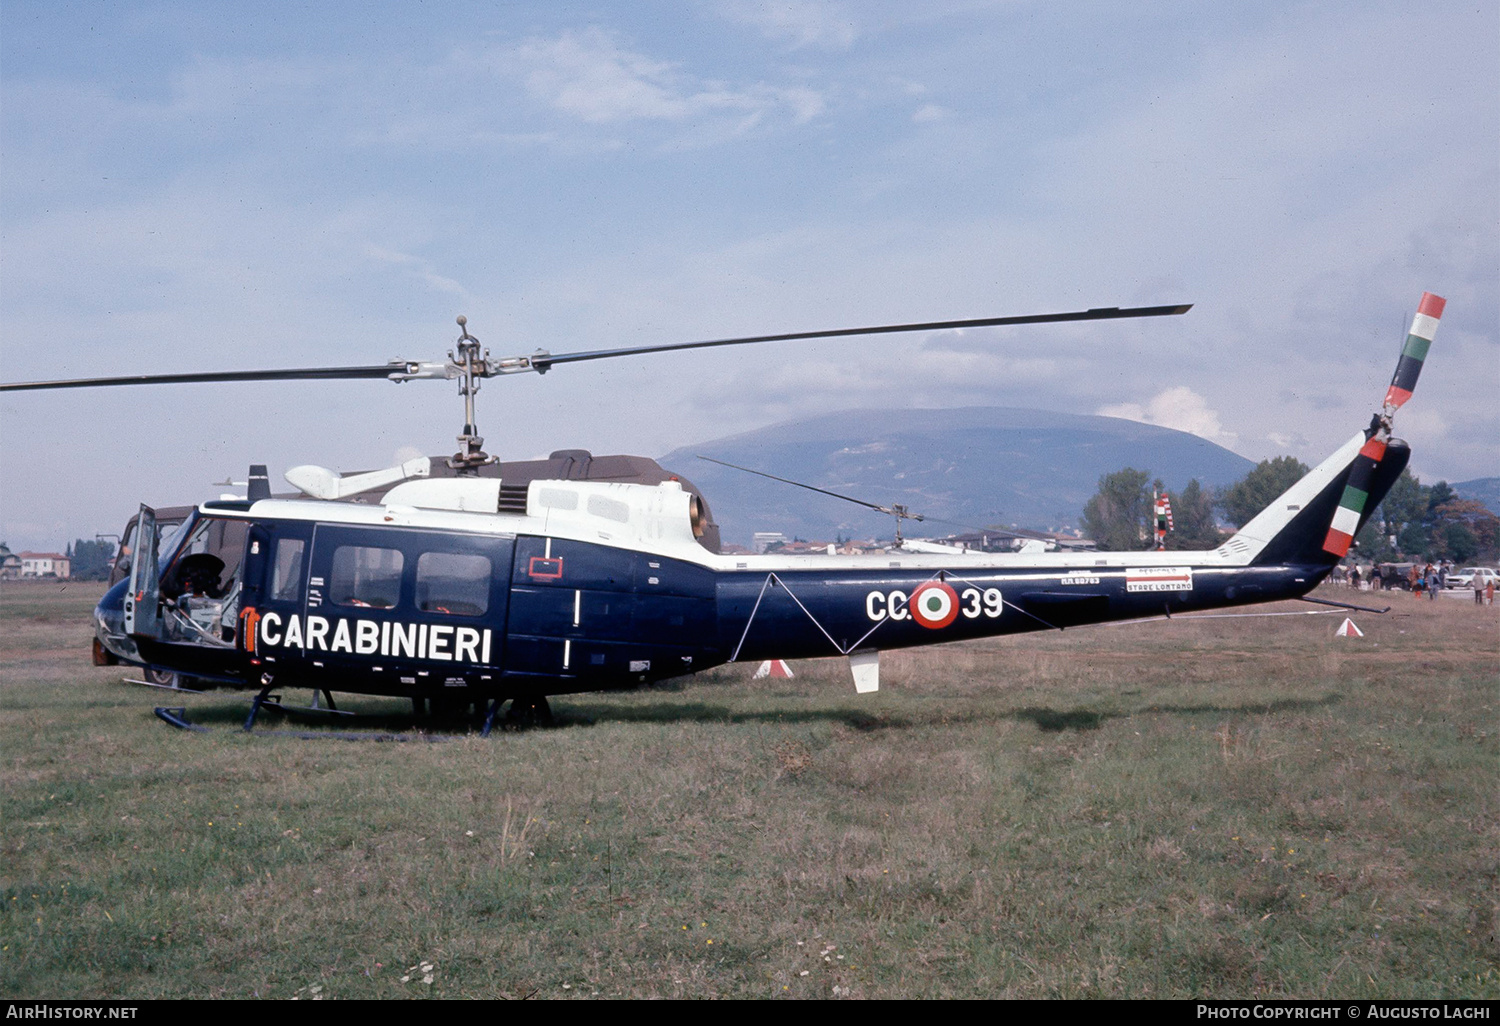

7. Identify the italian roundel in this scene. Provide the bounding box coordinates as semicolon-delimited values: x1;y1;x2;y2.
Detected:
910;581;959;629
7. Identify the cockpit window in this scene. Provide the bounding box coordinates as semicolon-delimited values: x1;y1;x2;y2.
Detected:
271;539;306;603
331;545;403;609
111;514;189;584
160;515;246;599
157;517;194;563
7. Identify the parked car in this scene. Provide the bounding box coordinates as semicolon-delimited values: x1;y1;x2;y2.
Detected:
1376;562;1417;591
1447;567;1499;590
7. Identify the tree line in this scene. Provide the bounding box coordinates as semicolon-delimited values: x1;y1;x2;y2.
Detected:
65;539;117;580
1081;460;1498;563
1351;475;1498;564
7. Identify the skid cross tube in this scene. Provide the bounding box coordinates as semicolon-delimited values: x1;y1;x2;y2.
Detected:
481;698;505;737
243;680;278;732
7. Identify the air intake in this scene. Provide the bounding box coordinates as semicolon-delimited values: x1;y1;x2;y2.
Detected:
497;482;530;515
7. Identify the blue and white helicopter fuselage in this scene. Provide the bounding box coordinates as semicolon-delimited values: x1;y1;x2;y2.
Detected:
93;425;1406;706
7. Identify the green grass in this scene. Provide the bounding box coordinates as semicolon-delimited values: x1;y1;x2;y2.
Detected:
1;579;1496;998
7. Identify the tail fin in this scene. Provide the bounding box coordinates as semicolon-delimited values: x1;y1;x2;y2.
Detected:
1219;434;1409;566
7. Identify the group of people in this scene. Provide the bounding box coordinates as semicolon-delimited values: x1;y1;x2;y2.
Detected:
1333;561;1495;605
1337;563;1401;591
1405;562;1447;600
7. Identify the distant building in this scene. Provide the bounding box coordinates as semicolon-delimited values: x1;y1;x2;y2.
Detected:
775;540;839;555
752;532;786;554
940;528;1056;553
18;552;70;578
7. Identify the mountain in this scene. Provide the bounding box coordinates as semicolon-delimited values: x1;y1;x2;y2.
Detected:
661;407;1256;547
1453;477;1500;516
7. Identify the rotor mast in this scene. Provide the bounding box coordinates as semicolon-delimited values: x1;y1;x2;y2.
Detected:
449;315;493;472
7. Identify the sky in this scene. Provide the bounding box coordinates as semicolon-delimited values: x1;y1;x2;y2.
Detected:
2;0;1496;553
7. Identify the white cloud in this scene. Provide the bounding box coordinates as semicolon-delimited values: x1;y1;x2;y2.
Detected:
505;27;824;129
1097;386;1238;448
718;1;859;50
364;245;472;299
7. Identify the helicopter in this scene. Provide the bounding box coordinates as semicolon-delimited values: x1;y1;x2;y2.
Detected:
0;294;1443;731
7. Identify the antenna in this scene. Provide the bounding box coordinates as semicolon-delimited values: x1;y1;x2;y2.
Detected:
696;455;927;546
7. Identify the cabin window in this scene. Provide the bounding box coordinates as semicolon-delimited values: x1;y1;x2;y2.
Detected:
331;545;403;609
587;495;630;523
416;552;491;616
538;488;578;510
270;539;305;603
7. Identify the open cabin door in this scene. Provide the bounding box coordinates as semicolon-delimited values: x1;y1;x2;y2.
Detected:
124;505;162;640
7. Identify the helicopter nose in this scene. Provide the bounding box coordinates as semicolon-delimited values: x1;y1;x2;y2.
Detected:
93;578;131;662
97;578;127;620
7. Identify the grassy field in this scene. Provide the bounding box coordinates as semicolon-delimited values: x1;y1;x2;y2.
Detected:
1;579;1496;999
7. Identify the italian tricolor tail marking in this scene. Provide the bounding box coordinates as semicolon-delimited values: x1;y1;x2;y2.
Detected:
1324;481;1372;557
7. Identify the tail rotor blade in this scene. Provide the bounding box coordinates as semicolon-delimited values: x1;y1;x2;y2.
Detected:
1323;291;1444;557
1382;292;1445;411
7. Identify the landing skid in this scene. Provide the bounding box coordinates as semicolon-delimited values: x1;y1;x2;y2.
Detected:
125;676;355;717
153;706;454;742
154;707;209;732
136;675;553;737
481;696;552;736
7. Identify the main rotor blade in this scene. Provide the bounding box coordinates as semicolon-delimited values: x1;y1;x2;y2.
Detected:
696;455;921;519
0;364;405;392
1;302;1192;391
533;304;1192;371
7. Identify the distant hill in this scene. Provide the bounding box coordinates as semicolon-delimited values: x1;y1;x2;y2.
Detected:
661;407;1256;547
1453;477;1500;516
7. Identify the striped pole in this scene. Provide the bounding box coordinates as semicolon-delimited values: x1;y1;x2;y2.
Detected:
1323;292;1444;558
